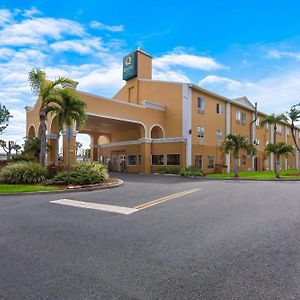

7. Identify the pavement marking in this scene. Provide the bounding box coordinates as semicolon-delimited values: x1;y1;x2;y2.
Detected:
50;199;138;215
133;188;201;210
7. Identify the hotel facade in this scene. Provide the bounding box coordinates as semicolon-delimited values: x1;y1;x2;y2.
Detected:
26;49;300;173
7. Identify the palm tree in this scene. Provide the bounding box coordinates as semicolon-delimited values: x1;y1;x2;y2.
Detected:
45;88;86;180
223;134;256;177
265;142;294;178
260;113;287;144
285;104;300;152
28;69;76;167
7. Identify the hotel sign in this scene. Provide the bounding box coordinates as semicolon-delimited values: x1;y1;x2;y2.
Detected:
123;51;137;80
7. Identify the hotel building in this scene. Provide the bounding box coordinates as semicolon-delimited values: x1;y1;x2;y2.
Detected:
26;49;300;173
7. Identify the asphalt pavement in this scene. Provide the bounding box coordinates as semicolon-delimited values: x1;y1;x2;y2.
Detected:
1;173;300;299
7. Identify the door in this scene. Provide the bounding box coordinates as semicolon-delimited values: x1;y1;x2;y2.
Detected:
119;155;126;172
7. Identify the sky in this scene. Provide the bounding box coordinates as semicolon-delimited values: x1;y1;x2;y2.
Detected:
1;0;300;147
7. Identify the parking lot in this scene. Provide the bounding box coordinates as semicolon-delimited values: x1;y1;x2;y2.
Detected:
1;173;300;299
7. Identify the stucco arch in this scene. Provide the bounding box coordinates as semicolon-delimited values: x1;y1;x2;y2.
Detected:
150;124;165;139
27;125;36;138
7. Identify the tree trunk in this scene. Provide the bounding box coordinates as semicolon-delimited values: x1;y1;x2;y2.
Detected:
39;106;47;167
234;157;239;177
291;125;300;152
273;123;277;144
275;155;280;178
67;126;71;186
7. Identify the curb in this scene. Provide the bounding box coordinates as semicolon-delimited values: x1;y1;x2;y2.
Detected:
0;179;124;196
151;173;300;182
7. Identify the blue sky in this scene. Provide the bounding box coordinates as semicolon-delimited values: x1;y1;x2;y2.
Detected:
1;0;300;146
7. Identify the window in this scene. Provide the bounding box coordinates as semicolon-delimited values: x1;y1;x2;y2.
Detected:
128;155;137;166
277;125;282;134
197;97;205;113
216;129;223;140
241;112;246;125
152;155;164;166
287;128;290;136
241;155;246;166
216;103;222;114
167;154;180;165
236;110;241;123
255;118;260;127
265;122;269;130
195;155;203;169
255;138;260;145
208;156;215;169
197;126;205;138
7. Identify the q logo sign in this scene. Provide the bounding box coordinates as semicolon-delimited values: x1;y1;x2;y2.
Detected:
125;56;132;66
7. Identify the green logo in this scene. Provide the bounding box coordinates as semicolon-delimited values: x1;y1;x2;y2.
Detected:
123;52;137;80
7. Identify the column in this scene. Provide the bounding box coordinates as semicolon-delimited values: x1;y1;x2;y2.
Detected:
47;133;59;164
141;140;151;174
270;124;274;171
284;125;288;170
63;127;77;165
225;102;231;173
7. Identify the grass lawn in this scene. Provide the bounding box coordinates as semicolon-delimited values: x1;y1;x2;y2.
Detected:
0;184;62;193
207;169;300;179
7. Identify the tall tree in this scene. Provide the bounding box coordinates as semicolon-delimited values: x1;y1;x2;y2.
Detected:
0;103;12;134
223;134;256;177
260;113;287;144
265;143;294;178
285;104;300;152
28;69;76;167
45;88;86;180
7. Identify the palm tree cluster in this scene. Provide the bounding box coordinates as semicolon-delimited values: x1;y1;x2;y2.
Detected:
28;69;87;167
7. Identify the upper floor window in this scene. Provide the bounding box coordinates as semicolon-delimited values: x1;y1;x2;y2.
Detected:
241;112;246;125
236;110;241;123
216;103;222;114
197;97;205;113
277;125;282;134
197;126;205;138
265;122;269;130
255;118;260;127
216;129;223;140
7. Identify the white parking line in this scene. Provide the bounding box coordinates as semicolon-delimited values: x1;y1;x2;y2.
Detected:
50;199;138;215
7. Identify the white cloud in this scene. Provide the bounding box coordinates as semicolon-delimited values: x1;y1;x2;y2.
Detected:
23;7;42;18
0;9;13;26
154;52;225;71
153;70;190;83
199;75;244;91
90;21;124;32
199;72;300;114
50;38;105;54
0;17;85;46
266;49;300;61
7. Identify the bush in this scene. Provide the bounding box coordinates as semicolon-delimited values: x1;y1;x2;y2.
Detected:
12;155;36;162
0;162;47;184
46;162;109;185
179;166;204;177
46;162;66;179
156;166;181;175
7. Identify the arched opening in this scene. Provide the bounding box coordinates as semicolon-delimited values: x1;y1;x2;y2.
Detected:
27;125;36;138
76;133;92;161
98;135;110;145
150;125;164;139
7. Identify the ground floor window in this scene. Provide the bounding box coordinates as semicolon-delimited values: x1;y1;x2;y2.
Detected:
207;156;215;169
152;154;164;166
241;155;246;166
167;154;180;165
99;156;109;164
128;155;138;166
195;155;203;169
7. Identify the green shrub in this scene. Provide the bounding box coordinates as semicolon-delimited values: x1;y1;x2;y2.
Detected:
179;166;204;177
156;166;181;175
0;162;47;184
12;155;36;162
46;162;108;185
46;162;66;179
